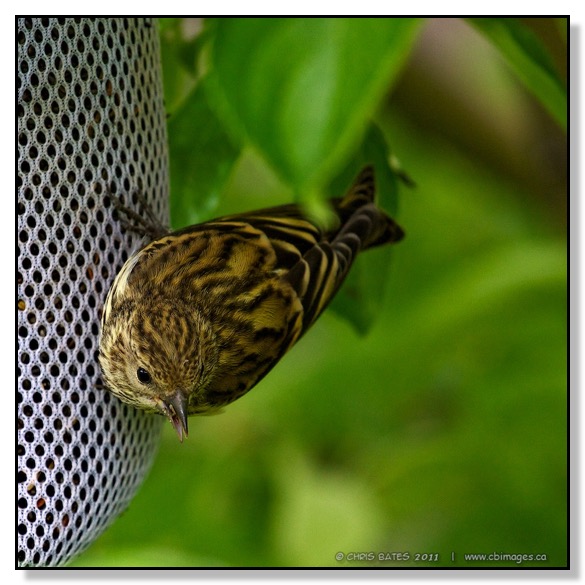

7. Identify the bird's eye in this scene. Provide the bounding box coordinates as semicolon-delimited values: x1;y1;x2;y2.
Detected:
136;367;152;384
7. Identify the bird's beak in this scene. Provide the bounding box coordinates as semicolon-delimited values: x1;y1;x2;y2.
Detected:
162;392;189;442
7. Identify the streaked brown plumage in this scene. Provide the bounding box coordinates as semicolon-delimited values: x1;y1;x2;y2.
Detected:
99;166;404;441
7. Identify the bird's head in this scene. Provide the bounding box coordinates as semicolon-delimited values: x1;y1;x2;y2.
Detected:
99;297;218;441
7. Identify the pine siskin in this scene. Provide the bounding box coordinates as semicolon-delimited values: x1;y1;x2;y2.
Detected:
99;166;404;441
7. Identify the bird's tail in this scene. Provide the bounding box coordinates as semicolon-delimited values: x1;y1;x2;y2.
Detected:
282;165;403;330
334;165;404;253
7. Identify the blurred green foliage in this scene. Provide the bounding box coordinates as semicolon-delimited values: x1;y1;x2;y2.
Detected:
210;18;421;194
73;17;567;568
468;18;567;130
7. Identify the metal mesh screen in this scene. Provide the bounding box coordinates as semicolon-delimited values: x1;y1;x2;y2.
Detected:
17;17;168;567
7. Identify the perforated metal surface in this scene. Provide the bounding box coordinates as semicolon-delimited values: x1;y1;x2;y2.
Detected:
17;18;168;567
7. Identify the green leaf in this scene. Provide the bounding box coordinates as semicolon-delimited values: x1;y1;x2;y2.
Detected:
210;18;422;196
468;18;567;131
159;18;196;114
168;78;241;228
159;18;212;115
554;17;568;44
327;123;403;216
328;244;398;335
327;124;407;334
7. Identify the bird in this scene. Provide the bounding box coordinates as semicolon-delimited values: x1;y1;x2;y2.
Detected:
99;165;404;441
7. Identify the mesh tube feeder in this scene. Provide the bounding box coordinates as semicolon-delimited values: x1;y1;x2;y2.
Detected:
17;17;169;566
